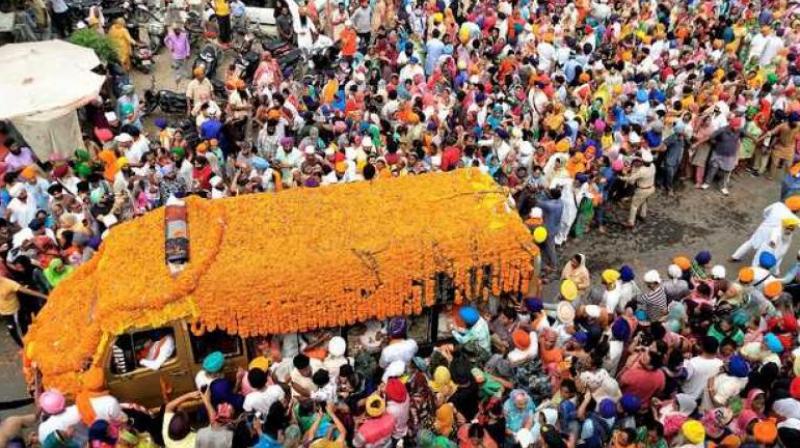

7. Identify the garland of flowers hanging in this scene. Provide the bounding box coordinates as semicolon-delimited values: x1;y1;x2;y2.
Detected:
24;169;537;394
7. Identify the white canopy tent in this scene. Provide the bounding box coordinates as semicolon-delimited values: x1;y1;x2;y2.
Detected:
0;40;106;159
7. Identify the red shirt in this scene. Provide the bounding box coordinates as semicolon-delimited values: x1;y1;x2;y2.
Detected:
619;366;665;403
441;146;462;171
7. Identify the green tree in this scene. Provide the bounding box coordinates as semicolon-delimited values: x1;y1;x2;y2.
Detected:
69;28;119;64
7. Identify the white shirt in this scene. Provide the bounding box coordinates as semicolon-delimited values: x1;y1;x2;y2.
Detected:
507;331;539;364
126;137;150;164
12;227;55;248
760;35;784;66
603;283;622;313
536;42;556;72
7;197;37;227
38;406;81;442
604;340;625;376
379;339;418;369
243;385;286;414
682;356;723;408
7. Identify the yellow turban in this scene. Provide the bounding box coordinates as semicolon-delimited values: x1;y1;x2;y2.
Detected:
602;269;620;284
366;394;385;417
249;356;270;371
783;216;800;228
115;157;129;170
682;420;705;445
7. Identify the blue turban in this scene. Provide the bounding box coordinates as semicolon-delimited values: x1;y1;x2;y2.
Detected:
599;399;617;419
634;309;648;322
576;173;589;184
203;351;225;373
154;117;168;129
611;318;631;341
636;89;648;103
251;156;269;171
620;394;641;414
765;332;784;353
728;355;750;378
620;265;635;282
573;331;588;346
388;317;408;338
524;297;543;313
695;250;712;265
759;251;777;269
459;306;480;327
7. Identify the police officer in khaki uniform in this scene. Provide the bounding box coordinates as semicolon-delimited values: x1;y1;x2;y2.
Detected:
620;150;656;229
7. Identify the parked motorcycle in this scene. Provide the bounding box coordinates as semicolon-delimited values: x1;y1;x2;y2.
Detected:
230;32;260;83
193;42;222;78
144;74;188;115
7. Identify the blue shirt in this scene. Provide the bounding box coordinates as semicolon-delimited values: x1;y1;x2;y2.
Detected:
537;198;563;236
254;433;282;448
425;38;445;75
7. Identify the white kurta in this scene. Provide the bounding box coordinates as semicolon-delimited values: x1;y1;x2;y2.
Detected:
552;177;577;245
732;202;796;260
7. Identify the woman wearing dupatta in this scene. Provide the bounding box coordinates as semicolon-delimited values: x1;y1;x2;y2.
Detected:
107;18;137;71
573;174;601;238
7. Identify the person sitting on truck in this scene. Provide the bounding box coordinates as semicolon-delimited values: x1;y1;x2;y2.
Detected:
379;317;418;369
451;306;491;353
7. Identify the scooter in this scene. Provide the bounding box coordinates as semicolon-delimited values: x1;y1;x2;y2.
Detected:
131;45;154;73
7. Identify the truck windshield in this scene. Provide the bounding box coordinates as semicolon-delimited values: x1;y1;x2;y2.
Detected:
189;329;243;362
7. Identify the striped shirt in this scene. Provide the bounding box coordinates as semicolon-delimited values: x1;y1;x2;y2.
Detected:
639;286;668;321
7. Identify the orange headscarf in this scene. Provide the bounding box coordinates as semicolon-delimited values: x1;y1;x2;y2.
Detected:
434;403;455;436
98;149;118;182
76;367;109;425
566;153;587;177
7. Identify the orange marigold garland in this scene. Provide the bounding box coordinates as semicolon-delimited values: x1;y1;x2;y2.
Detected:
25;169;536;394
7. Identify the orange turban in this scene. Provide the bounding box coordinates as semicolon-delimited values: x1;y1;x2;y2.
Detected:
738;267;754;284
785;195;800;212
673;256;691;271
764;281;783;299
753;420;777;445
20;165;37;180
512;329;531;350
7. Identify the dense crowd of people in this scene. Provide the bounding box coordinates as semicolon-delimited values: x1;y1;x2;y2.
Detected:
1;0;800;444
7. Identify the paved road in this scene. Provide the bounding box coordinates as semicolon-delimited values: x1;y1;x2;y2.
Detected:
543;172;788;296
